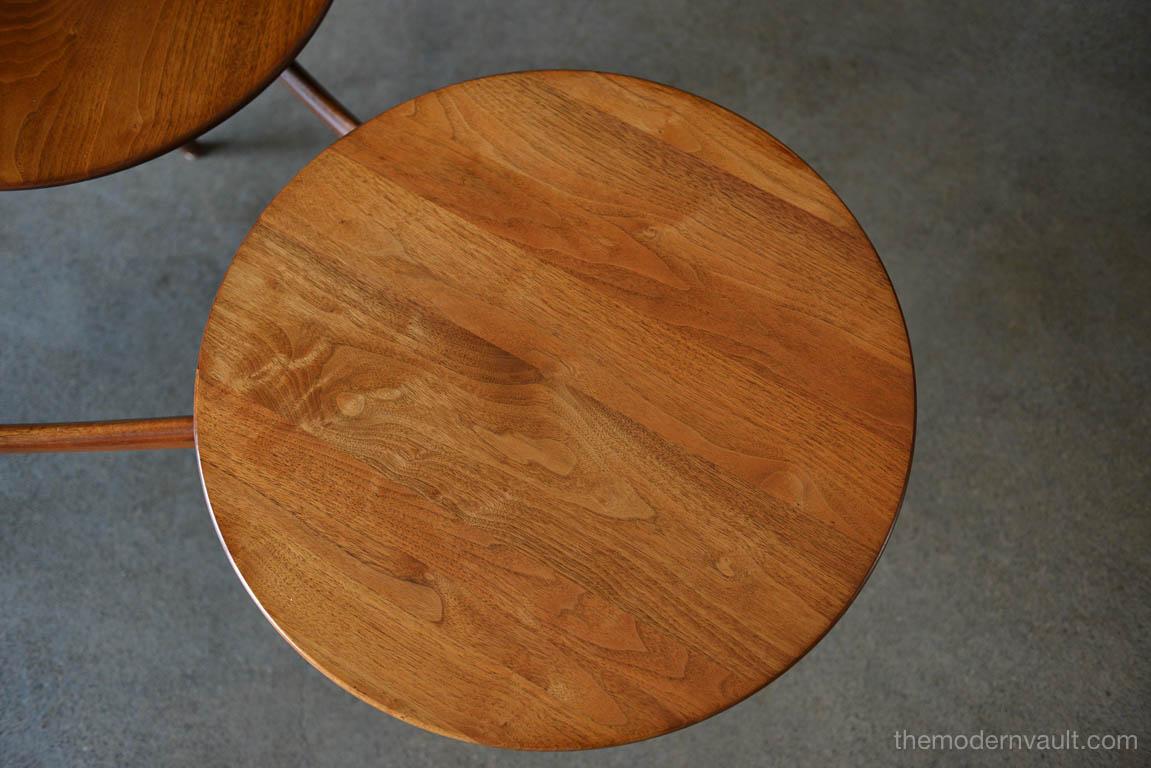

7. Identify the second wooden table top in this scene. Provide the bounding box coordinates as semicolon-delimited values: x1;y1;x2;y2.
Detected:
0;0;331;188
195;70;915;749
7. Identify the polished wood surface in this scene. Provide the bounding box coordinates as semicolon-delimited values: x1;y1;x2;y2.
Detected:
0;416;194;453
195;71;915;749
279;61;360;137
0;0;331;188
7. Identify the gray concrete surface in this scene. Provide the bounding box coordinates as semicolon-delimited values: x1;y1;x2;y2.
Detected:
1;1;1148;765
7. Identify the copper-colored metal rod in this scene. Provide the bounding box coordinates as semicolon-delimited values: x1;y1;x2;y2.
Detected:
0;416;194;454
278;61;361;137
179;139;207;160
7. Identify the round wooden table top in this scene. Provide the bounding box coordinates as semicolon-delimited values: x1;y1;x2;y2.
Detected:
194;70;915;750
0;0;331;189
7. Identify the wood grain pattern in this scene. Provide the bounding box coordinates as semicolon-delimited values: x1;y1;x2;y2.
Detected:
0;0;331;188
0;416;193;452
194;71;915;750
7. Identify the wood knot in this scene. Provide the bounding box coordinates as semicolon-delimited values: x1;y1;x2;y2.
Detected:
336;391;365;416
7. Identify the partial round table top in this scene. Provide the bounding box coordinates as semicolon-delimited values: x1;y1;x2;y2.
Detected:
195;70;916;750
0;0;332;189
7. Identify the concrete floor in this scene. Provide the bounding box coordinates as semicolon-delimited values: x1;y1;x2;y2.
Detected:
1;1;1148;765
